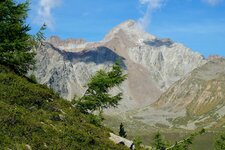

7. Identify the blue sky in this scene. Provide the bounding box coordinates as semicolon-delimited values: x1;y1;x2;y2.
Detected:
24;0;225;57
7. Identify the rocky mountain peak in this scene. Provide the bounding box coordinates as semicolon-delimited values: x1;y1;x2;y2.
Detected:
103;20;155;43
114;19;136;29
47;36;86;51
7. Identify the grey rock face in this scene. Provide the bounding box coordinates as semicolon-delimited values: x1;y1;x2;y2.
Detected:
128;40;205;90
34;20;205;113
34;43;124;100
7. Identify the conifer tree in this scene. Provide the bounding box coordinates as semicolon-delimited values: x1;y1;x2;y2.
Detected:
119;123;127;138
215;134;225;150
152;132;166;150
0;0;35;75
33;23;47;48
76;61;127;115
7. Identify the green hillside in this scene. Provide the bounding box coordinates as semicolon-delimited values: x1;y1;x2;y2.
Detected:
0;65;127;150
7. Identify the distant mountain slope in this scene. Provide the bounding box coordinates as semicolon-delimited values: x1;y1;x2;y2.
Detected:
132;58;225;129
0;65;127;150
34;20;205;113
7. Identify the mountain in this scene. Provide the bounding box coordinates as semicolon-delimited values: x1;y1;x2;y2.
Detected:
132;58;225;130
33;20;205;113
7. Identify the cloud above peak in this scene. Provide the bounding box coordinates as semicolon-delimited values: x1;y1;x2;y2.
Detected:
34;0;62;30
202;0;223;6
139;0;164;9
137;0;166;31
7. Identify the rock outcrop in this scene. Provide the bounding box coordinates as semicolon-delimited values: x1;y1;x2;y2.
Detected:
109;133;134;149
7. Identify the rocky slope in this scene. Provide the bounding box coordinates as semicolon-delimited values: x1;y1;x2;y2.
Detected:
33;20;205;113
132;58;225;129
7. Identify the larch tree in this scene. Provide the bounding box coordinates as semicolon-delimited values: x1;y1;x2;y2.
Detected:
76;61;127;116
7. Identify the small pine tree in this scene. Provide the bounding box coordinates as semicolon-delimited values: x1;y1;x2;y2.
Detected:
0;0;35;75
33;23;47;48
152;132;166;150
119;123;127;138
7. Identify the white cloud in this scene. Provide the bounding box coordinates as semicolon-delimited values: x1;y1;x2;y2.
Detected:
137;0;223;31
202;0;223;6
137;0;166;31
139;0;164;9
34;0;62;30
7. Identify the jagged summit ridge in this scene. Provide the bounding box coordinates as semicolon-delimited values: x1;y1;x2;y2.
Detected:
104;20;155;43
47;36;87;50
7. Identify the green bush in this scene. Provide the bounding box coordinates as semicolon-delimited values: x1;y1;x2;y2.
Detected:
28;74;38;84
215;133;225;150
87;114;103;127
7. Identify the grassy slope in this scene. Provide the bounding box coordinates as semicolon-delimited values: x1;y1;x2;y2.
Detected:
0;65;127;150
